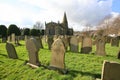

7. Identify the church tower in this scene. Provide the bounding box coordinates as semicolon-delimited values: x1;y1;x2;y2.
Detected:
62;12;68;28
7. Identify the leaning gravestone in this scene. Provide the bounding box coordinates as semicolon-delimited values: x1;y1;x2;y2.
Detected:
70;36;79;53
49;38;67;73
6;42;18;59
26;38;41;67
81;36;92;53
111;36;119;47
101;60;120;80
96;36;106;56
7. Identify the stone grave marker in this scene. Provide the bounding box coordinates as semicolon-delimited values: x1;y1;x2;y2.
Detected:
6;42;18;59
11;33;15;43
70;36;79;53
117;50;120;59
35;37;43;49
25;35;28;42
101;60;120;80
81;36;92;53
47;36;54;50
26;38;41;67
60;35;69;51
106;36;112;43
2;37;7;43
53;35;59;41
96;36;106;56
7;36;11;42
111;36;119;47
49;38;67;73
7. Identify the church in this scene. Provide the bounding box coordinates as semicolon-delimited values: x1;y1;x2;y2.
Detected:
45;12;73;35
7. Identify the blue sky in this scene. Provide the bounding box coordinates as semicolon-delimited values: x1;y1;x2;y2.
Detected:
0;0;119;31
112;0;120;12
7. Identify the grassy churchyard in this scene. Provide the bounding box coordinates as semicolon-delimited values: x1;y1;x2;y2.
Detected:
0;40;120;80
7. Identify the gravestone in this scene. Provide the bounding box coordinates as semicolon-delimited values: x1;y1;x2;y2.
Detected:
50;38;66;73
25;35;28;42
70;36;79;53
77;35;82;43
26;38;40;67
106;36;112;43
60;35;69;51
96;36;106;56
53;35;59;41
35;37;43;49
11;33;15;43
81;36;92;53
6;42;18;59
47;36;54;50
2;37;7;43
7;36;11;42
117;50;120;59
111;36;119;47
101;60;120;80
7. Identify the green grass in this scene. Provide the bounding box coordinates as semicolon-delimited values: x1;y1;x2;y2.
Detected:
0;40;120;80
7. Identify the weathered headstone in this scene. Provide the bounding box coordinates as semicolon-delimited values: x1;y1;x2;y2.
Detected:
2;37;7;43
50;38;67;73
7;36;11;42
70;36;79;53
60;35;69;51
6;42;18;59
117;50;120;59
11;33;15;43
81;36;92;53
53;35;59;41
26;38;40;67
35;37;43;49
96;36;106;56
111;36;119;47
106;36;112;43
25;35;28;42
101;60;120;80
47;36;54;50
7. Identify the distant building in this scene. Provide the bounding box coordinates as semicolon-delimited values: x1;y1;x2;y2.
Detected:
45;12;73;35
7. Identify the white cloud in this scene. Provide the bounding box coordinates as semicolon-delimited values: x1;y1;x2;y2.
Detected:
0;0;117;31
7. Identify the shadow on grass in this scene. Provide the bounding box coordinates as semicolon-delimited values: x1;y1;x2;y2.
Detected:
68;69;101;79
0;53;8;58
38;64;101;78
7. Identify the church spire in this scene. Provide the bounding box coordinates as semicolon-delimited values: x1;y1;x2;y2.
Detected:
62;12;68;27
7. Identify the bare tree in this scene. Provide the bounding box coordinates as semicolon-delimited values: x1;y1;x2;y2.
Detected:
112;14;120;34
33;21;43;30
96;14;113;35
